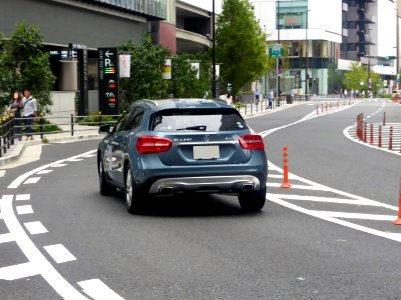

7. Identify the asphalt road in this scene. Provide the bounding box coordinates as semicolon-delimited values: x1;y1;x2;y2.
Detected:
2;100;401;299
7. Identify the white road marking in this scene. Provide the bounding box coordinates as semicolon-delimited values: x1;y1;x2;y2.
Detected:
24;221;48;235
0;170;5;177
24;177;41;184
44;244;77;264
78;279;126;300
8;150;96;189
16;194;30;201
37;170;53;174
0;233;15;243
68;159;83;162
82;154;96;158
266;182;329;191
52;164;68;168
270;194;385;207
0;262;39;280
16;205;34;215
0;195;88;299
344;125;401;157
317;211;396;221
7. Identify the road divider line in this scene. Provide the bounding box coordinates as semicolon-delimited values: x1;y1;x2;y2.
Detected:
269;194;385;206
0;195;88;299
8;150;96;189
269;195;401;243
266;182;328;191
78;279;125;300
316;211;396;221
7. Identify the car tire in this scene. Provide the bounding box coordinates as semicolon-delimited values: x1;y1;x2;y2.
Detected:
238;188;266;212
98;158;115;196
125;165;144;214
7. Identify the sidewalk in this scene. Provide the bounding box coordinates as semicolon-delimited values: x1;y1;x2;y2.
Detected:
0;124;102;167
0;101;304;168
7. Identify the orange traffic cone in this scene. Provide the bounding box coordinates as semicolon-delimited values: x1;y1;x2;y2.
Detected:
281;147;292;188
393;177;401;225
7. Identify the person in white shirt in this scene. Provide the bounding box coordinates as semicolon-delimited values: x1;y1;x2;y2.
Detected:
22;89;37;141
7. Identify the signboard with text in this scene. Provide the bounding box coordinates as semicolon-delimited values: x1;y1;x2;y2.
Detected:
98;48;119;115
270;44;283;58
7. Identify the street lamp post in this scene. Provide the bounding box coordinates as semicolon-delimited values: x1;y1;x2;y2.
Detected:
305;9;309;100
212;0;216;98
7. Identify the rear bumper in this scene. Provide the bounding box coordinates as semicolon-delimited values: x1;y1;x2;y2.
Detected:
148;175;261;194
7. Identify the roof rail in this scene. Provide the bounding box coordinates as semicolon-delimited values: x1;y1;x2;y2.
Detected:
137;99;159;106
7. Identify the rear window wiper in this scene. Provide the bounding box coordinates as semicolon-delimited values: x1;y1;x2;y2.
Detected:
177;125;206;131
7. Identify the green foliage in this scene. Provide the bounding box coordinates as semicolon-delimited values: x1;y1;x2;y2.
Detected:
216;0;268;97
119;36;211;104
169;55;208;98
0;23;55;110
343;62;381;95
77;111;116;126
119;37;169;104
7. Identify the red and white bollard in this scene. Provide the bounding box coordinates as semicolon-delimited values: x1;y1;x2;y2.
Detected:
370;123;374;145
389;126;393;150
281;147;291;189
393;176;401;225
378;125;382;148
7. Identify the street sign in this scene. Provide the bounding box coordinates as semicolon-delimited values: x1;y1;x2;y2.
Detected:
98;47;119;115
270;44;283;58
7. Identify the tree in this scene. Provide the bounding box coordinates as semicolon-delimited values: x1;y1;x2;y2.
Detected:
0;23;55;110
119;37;170;107
216;0;268;98
169;53;210;98
343;62;381;95
119;37;211;106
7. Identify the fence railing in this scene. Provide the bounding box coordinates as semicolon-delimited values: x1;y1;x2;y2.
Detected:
0;114;119;157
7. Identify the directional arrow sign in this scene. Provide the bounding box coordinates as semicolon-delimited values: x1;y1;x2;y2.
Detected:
105;50;114;58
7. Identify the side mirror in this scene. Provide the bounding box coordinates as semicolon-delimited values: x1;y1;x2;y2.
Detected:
99;124;111;134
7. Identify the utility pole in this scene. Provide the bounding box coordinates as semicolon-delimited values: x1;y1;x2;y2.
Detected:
212;0;216;98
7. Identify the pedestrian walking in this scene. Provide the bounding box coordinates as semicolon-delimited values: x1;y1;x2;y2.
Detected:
7;91;23;140
255;89;260;105
22;89;37;141
343;88;348;98
267;91;273;109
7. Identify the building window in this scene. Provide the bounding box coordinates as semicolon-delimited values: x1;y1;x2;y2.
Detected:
277;0;308;29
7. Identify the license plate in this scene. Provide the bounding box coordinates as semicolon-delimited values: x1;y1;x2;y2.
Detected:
193;145;220;159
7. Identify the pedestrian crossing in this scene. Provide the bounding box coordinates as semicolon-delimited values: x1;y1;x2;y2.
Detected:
266;162;401;243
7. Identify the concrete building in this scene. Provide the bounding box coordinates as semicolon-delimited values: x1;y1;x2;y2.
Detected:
252;0;398;96
0;0;218;114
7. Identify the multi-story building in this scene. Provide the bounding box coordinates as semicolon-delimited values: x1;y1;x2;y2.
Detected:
252;0;397;96
0;0;218;113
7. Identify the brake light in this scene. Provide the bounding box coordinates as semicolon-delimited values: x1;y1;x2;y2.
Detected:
136;136;172;154
239;134;265;150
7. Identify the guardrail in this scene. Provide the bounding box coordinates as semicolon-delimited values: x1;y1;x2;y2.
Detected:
0;113;119;157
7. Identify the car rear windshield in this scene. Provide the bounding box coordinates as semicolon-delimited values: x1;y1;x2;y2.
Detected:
151;108;249;132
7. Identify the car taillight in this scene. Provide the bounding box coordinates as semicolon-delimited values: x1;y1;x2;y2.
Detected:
239;134;265;150
136;136;172;154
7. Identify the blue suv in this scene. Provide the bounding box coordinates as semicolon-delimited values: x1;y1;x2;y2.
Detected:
97;99;268;214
